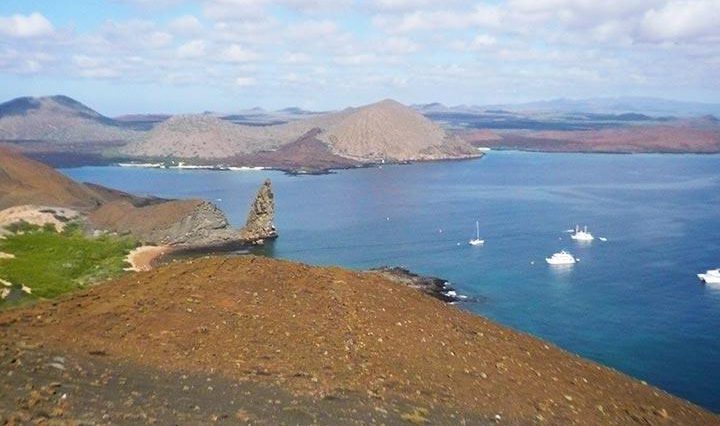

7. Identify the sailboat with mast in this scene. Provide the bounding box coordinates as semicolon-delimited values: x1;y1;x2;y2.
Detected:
469;221;484;246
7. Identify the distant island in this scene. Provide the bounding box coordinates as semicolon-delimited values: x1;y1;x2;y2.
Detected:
3;95;718;175
0;96;480;174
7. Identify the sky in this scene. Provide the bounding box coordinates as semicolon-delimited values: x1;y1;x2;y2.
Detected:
0;0;719;115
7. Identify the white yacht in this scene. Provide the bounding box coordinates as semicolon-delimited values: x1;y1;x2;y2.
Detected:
698;269;720;284
546;250;577;265
570;225;594;241
469;221;484;246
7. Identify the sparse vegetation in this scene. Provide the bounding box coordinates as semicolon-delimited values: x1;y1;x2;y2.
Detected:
0;221;136;307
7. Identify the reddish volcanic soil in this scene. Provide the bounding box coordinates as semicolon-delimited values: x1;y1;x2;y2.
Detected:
1;255;717;424
232;128;360;173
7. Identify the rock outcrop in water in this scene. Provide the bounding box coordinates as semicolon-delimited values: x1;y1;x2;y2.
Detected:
88;180;276;248
240;179;277;243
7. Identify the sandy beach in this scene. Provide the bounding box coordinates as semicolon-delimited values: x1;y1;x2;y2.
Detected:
125;245;169;272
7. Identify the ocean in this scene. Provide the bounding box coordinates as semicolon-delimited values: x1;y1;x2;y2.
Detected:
62;151;720;411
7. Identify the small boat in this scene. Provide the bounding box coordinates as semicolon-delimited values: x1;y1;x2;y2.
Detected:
570;225;594;241
546;250;577;265
698;269;720;284
469;221;484;246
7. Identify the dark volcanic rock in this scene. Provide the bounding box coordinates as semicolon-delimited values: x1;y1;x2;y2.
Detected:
368;267;467;303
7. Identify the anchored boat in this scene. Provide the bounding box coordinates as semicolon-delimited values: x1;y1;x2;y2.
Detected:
546;250;577;265
469;221;484;246
570;225;594;241
698;269;720;284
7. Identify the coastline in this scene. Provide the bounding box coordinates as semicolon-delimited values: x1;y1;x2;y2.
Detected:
125;245;170;272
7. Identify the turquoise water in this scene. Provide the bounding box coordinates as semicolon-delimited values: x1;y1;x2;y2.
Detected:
63;151;720;411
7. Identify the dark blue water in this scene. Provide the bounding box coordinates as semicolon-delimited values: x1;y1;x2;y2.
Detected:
63;151;720;411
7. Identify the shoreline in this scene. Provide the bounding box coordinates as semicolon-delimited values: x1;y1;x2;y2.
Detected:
125;245;170;272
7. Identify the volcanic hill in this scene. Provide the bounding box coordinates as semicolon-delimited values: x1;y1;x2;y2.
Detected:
0;95;141;143
123;99;479;166
1;255;717;424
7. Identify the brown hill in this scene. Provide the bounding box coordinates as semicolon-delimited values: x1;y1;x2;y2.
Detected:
318;99;477;161
0;146;106;210
1;255;716;424
123;114;280;159
234;128;360;173
0;95;141;143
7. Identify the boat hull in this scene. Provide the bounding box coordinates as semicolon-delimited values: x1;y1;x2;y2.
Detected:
546;258;576;265
698;274;720;284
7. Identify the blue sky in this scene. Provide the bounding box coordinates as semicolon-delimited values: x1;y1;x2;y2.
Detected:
1;0;719;115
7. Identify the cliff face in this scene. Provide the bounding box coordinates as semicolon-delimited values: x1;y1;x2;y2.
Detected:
240;179;277;243
87;199;229;246
88;180;276;247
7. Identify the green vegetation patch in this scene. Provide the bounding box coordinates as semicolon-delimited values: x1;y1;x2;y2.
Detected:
0;221;136;306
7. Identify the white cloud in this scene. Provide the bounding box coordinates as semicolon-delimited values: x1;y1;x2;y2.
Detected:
371;0;466;12
372;4;502;33
235;76;257;86
148;31;173;48
220;44;259;62
334;53;377;65
203;0;269;20
281;52;312;64
287;19;339;39
203;0;351;20
0;12;54;38
381;37;420;54
169;15;203;34
72;55;122;79
114;0;185;7
639;0;720;42
177;40;207;58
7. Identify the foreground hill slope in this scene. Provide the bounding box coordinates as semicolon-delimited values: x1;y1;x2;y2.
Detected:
0;95;141;143
1;255;716;424
0;146;106;210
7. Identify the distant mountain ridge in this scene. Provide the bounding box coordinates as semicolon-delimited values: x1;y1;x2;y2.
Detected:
0;95;141;143
413;97;720;116
486;97;720;116
2;94;719;170
123;98;478;164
